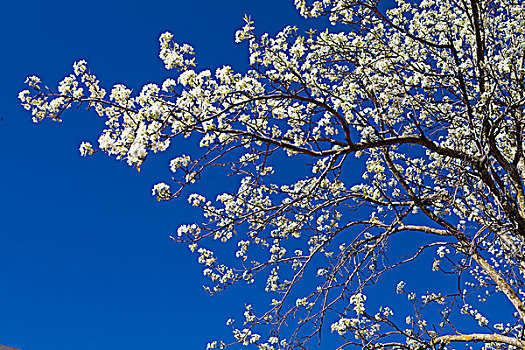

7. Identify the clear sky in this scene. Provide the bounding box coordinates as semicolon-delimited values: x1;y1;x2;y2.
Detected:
0;1;312;349
2;1;504;350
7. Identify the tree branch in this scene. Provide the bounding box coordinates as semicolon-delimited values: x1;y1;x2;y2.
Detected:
432;333;525;348
472;251;525;323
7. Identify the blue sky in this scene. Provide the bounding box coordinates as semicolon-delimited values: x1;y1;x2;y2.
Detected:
0;1;312;349
1;1;508;349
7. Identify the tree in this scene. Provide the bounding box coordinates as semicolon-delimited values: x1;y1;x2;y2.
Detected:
18;0;525;348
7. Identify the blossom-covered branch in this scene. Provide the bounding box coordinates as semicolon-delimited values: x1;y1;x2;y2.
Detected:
20;0;525;348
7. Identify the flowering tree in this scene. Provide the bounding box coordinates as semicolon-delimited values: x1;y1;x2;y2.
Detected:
19;0;525;348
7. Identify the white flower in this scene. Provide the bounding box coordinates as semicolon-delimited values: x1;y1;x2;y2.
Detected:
18;90;30;102
396;281;406;294
73;60;87;76
170;155;191;172
437;246;450;258
158;32;195;71
79;142;94;156
268;337;278;344
161;78;177;92
152;182;171;200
